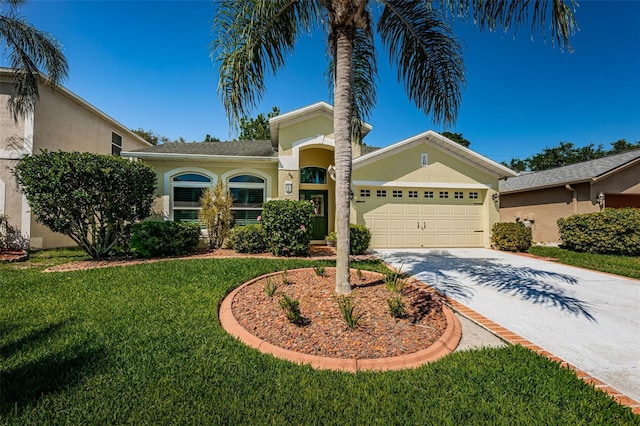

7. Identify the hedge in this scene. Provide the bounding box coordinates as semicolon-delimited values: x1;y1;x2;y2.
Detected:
557;208;640;256
130;221;201;258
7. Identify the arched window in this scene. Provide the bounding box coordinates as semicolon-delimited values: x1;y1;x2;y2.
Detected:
172;173;212;222
300;167;326;184
228;174;266;225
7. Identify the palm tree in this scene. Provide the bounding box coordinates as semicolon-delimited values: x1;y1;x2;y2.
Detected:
213;0;577;294
0;0;68;120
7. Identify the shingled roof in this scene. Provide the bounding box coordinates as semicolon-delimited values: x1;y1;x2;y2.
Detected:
499;149;640;193
127;140;277;157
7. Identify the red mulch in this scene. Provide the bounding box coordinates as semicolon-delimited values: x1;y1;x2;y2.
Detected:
0;250;28;263
232;268;447;359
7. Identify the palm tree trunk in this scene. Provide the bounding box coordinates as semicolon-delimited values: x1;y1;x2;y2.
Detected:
333;27;354;294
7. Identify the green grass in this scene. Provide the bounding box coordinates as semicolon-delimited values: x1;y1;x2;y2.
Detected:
1;255;637;425
529;246;640;279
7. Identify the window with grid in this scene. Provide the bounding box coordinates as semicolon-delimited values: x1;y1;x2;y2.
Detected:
376;190;387;198
229;175;266;226
469;191;479;199
392;190;403;198
439;191;449;199
424;191;434;198
172;173;212;222
111;132;122;156
454;191;464;199
360;189;371;197
408;190;418;198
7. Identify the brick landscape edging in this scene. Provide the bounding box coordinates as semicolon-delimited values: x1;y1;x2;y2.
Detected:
218;269;462;372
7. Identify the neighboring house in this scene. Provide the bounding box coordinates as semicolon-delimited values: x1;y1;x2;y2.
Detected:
0;68;151;249
499;149;640;243
123;102;516;249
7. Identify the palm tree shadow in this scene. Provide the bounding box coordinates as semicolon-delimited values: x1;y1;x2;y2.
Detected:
0;320;108;416
379;250;596;322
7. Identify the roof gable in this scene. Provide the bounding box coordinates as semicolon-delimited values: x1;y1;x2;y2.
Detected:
353;130;517;179
499;149;640;193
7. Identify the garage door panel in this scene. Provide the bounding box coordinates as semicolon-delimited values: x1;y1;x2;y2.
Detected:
363;200;484;248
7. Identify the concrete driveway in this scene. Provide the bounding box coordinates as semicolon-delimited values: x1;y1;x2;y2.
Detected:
375;248;640;402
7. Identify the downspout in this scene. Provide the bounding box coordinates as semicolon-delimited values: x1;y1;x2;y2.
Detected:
565;184;578;214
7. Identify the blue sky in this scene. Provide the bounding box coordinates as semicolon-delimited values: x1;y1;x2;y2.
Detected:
4;0;640;163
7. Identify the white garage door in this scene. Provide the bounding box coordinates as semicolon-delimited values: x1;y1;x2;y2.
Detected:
363;202;484;248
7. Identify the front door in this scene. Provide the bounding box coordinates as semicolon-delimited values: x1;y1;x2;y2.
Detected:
300;190;329;240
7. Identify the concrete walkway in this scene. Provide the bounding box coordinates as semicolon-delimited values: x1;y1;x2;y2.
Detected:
375;248;640;404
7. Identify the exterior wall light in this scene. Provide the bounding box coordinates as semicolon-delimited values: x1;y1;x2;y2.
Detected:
284;181;293;195
597;192;605;208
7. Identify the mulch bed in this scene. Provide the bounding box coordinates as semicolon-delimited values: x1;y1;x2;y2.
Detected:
232;268;447;359
0;250;28;263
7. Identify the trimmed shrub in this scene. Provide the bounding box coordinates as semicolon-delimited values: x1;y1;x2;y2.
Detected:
261;200;314;257
230;224;267;254
13;150;156;259
130;221;201;258
350;224;371;255
491;222;533;252
557;208;640;256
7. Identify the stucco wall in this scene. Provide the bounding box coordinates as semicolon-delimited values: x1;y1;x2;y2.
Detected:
593;161;640;196
499;182;598;243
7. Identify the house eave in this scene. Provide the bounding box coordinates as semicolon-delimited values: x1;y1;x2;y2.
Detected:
500;179;592;195
121;151;278;163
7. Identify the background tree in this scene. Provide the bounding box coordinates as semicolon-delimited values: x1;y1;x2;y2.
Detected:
198;181;233;249
13;151;156;259
505;139;640;172
441;131;470;147
203;134;221;142
238;106;280;140
213;0;577;294
131;128;171;146
0;0;68;120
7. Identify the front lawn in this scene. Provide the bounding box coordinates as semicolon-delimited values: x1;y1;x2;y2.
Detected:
529;246;640;279
1;257;636;424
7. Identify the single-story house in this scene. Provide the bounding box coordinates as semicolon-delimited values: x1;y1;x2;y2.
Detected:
0;68;152;249
499;149;640;243
123;102;517;249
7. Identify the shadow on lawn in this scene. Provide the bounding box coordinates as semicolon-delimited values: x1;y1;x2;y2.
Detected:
0;321;107;415
380;250;595;322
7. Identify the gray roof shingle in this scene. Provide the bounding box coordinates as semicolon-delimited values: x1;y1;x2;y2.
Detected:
499;149;640;193
129;140;277;157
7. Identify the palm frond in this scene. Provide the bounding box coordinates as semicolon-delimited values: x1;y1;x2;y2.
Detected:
0;12;68;119
212;0;321;128
435;0;578;52
378;0;464;126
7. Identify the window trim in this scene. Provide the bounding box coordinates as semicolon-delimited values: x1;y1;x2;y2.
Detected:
164;167;218;221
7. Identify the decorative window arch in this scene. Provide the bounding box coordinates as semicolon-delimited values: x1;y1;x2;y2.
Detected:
300;166;327;184
222;170;269;226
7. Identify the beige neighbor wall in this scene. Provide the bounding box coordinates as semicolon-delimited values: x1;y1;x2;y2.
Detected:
353;141;500;248
9;81;150;249
0;80;28;234
593;162;640;196
499;182;598;243
144;160;279;221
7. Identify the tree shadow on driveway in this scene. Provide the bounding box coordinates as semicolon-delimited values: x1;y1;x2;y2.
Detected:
377;250;596;322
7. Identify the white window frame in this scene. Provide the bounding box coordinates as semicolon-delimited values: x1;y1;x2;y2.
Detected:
223;170;270;226
421;153;428;167
164;167;218;222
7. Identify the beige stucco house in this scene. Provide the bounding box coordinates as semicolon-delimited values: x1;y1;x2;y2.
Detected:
124;102;516;249
499;149;640;243
0;68;151;249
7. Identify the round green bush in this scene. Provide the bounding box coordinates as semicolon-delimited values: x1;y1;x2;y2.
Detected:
261;200;314;257
130;221;201;258
557;208;640;256
349;224;371;255
230;224;267;254
491;222;532;252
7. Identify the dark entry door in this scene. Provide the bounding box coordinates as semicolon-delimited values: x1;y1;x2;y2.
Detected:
299;190;329;240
